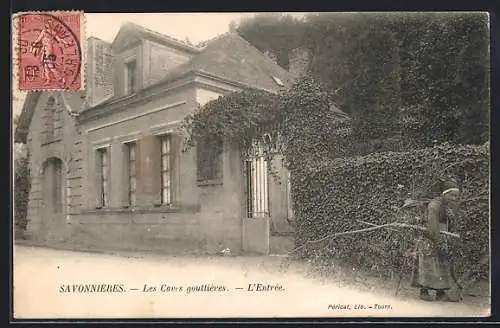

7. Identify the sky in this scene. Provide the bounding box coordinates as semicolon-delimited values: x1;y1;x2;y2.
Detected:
12;12;306;119
87;13;255;44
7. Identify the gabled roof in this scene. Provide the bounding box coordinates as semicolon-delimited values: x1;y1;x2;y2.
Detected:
111;22;295;92
14;91;85;144
163;32;296;93
112;22;201;54
85;30;296;112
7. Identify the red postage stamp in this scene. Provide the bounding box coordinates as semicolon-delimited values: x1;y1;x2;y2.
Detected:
14;11;84;91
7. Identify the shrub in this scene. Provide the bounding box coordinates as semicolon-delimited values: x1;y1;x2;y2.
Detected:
291;142;489;279
15;155;31;236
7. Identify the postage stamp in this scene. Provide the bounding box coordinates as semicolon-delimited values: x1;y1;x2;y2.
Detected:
14;11;85;91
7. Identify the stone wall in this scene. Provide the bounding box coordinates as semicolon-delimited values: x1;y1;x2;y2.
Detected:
22;39;294;255
24;92;82;242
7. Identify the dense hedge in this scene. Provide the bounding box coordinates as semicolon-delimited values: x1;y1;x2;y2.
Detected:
15;156;31;235
292;142;489;279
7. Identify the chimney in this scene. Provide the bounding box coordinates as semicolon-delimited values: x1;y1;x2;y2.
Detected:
85;37;115;108
289;47;311;77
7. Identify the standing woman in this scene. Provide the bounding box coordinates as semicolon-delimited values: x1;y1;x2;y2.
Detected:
411;178;461;302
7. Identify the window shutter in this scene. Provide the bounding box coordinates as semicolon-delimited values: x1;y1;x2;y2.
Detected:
138;136;161;206
94;151;103;208
119;144;130;207
170;134;181;204
152;136;162;206
134;141;141;204
103;147;110;208
197;137;223;181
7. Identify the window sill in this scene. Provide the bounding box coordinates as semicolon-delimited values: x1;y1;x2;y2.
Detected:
77;204;200;215
197;178;223;186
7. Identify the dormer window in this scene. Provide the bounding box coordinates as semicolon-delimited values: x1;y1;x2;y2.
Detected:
124;58;137;95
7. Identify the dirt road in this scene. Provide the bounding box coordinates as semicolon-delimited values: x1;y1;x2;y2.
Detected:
13;245;490;319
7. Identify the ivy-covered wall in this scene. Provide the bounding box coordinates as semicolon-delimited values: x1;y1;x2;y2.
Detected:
182;75;489;279
291;142;489;279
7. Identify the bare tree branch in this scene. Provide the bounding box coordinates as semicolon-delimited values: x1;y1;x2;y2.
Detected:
289;220;460;255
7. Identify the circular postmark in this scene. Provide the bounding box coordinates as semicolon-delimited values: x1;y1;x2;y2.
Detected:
17;13;82;91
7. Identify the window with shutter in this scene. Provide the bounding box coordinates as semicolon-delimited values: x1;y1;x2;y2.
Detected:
196;137;223;182
159;135;172;205
96;147;109;208
125;141;137;206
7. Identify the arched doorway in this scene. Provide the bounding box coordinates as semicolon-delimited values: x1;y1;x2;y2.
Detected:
41;157;64;237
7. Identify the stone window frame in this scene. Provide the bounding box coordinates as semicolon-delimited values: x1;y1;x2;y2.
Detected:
91;138;112;209
124;55;138;95
150;121;181;207
117;131;141;208
159;134;172;205
125;141;137;206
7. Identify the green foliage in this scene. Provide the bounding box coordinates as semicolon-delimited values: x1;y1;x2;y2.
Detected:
291;142;489;279
234;13;304;69
182;59;489;284
182;88;280;155
182;76;350;166
277;76;351;168
236;12;490;149
305;12;489;149
394;13;490;147
15;155;31;234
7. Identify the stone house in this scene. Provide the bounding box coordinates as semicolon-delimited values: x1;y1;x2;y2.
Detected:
14;22;301;255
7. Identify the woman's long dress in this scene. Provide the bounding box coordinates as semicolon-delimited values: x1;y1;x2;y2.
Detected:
411;197;454;290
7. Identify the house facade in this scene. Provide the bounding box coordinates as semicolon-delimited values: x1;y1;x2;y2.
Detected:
15;23;301;255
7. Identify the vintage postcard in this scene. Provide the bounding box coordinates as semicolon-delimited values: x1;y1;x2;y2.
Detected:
12;12;491;319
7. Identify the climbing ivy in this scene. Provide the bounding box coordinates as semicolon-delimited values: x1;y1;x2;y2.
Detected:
292;142;489;279
182;88;279;155
182;76;351;169
182;75;489;281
